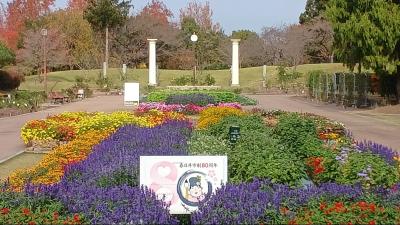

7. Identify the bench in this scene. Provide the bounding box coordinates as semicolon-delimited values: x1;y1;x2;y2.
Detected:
48;92;69;104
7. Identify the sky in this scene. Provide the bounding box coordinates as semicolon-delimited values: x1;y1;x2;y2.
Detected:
1;0;308;34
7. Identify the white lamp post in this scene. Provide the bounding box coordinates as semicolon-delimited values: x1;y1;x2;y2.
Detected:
41;28;48;93
190;33;198;83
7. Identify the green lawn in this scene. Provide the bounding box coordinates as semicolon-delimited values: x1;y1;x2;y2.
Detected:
19;63;351;93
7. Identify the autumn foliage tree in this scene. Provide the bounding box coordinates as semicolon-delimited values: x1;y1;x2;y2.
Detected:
140;0;173;25
0;0;54;49
179;1;220;32
68;0;89;11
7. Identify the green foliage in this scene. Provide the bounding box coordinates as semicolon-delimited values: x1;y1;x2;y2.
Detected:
0;90;46;111
204;114;270;141
231;29;258;40
326;0;400;74
96;167;138;188
0;42;15;68
274;113;318;159
202;74;216;86
170;75;193;86
230;130;308;186
299;0;329;24
95;76;113;91
146;90;257;105
188;132;230;155
336;152;399;188
84;0;131;30
277;66;302;91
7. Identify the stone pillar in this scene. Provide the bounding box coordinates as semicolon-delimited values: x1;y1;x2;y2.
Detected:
231;39;240;86
148;39;157;86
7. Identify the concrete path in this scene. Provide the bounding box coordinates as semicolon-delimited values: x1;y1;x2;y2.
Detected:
0;95;128;162
249;95;400;151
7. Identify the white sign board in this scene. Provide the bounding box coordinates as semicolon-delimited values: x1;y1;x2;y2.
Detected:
140;156;228;214
124;83;139;105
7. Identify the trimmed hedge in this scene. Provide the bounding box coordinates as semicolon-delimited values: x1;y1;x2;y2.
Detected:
147;90;257;105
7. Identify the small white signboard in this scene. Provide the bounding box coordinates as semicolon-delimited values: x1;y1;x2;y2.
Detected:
140;156;228;214
124;83;139;106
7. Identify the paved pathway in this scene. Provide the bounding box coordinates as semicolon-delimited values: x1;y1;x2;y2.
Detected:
249;95;400;151
0;95;128;162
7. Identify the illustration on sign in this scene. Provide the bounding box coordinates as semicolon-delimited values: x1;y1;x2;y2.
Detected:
140;156;228;214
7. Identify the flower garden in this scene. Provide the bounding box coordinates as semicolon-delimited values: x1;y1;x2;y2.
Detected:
1;90;400;225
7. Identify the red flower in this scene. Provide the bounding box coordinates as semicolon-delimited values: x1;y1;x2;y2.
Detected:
28;221;36;225
319;202;327;210
368;220;376;225
1;208;10;215
22;208;31;216
73;214;80;222
369;203;376;212
314;166;324;175
347;222;353;225
358;201;368;211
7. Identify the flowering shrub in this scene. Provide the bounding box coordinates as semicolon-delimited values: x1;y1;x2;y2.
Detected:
196;106;246;129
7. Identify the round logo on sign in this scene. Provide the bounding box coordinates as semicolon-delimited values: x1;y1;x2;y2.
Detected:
176;170;212;207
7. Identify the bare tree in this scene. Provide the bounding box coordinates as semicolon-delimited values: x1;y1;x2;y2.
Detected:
179;1;220;32
283;24;308;69
240;35;266;67
16;28;70;75
304;18;333;63
261;26;286;65
111;14;181;68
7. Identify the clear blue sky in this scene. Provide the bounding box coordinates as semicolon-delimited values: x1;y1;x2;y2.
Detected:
1;0;307;34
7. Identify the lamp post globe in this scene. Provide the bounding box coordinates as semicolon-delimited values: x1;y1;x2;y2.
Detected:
190;33;198;42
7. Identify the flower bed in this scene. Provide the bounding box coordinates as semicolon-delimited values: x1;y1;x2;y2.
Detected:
21;111;186;145
136;102;241;115
2;107;400;224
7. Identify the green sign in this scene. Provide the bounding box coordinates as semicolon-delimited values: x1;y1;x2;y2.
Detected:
229;126;240;144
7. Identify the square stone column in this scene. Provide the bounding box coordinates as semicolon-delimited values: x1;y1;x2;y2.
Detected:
231;39;241;86
148;39;157;86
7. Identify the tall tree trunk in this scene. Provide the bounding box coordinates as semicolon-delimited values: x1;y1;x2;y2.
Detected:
105;25;109;78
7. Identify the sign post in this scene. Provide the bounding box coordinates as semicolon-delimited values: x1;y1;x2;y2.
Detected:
229;125;240;144
140;156;228;214
124;83;139;106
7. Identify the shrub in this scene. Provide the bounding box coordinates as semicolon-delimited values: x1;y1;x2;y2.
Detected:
188;132;230;155
274;113;318;159
0;69;21;91
165;93;216;106
170;75;193;86
336;152;399;188
0;41;15;68
230;131;308;185
204;114;270;141
196;106;246;129
201;74;216;86
146;90;257;105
